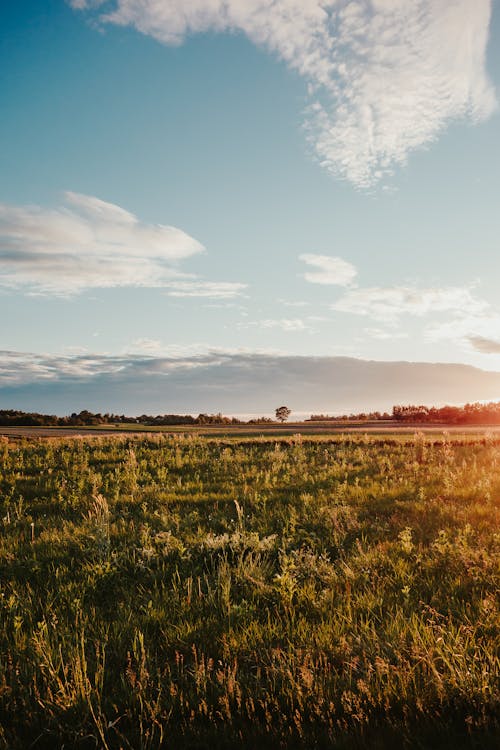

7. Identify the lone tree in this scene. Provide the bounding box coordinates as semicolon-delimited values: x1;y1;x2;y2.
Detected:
275;405;291;423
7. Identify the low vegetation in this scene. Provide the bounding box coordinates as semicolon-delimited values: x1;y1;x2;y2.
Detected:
0;433;498;748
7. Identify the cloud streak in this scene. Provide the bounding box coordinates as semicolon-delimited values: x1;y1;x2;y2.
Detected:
332;285;487;322
0;192;202;294
165;280;247;298
300;254;357;286
0;193;244;296
426;312;500;354
258;318;309;332
70;0;496;187
467;336;500;355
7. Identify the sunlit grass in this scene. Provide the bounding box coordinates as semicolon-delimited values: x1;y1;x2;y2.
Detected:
0;433;498;748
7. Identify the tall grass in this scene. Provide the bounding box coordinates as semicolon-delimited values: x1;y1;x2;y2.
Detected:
0;433;498;748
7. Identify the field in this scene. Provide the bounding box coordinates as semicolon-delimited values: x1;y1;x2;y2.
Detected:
4;421;500;440
0;433;498;749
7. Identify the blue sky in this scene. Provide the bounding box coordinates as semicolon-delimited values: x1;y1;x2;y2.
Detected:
1;0;500;415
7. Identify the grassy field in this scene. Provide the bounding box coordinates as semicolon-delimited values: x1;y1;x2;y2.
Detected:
4;420;500;440
0;433;498;749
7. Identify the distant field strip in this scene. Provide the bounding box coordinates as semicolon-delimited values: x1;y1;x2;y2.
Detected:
3;422;500;439
0;434;498;748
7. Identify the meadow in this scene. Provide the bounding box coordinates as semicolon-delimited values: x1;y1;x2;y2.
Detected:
0;433;498;749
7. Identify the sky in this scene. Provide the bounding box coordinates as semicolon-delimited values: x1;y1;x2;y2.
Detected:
1;0;500;416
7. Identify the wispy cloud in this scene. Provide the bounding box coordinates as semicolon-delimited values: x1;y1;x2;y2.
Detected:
70;0;496;187
0;192;202;294
0;348;232;387
165;280;247;298
278;299;309;308
467;335;500;354
126;338;164;355
241;318;310;332
332;285;487;322
124;341;225;358
300;254;357;286
0;349;127;386
426;312;500;355
364;327;408;341
0;193;243;296
261;319;309;332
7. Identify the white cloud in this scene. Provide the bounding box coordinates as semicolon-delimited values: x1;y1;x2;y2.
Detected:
127;338;164;355
364;327;408;341
260;318;309;332
0;349;126;385
0;347;276;387
278;299;309;308
0;193;244;296
239;318;310;332
307;0;497;186
125;341;221;358
165;280;247;298
332;285;487;322
300;254;357;286
70;0;496;187
0;192;203;294
426;312;500;354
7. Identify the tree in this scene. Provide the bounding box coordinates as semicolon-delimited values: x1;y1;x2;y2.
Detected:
275;406;291;423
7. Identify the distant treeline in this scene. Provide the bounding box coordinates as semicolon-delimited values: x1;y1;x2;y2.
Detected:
3;402;500;427
391;402;500;424
0;410;274;427
310;402;500;424
308;411;392;422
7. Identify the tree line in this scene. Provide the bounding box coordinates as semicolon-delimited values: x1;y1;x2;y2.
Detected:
2;401;500;427
391;402;500;424
0;410;274;427
308;411;392;422
310;402;500;424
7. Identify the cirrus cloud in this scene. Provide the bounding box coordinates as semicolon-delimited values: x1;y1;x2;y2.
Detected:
69;0;497;187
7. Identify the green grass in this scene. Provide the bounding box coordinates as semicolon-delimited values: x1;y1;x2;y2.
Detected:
0;433;498;748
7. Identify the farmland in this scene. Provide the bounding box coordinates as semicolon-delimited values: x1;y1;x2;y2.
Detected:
0;433;498;748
